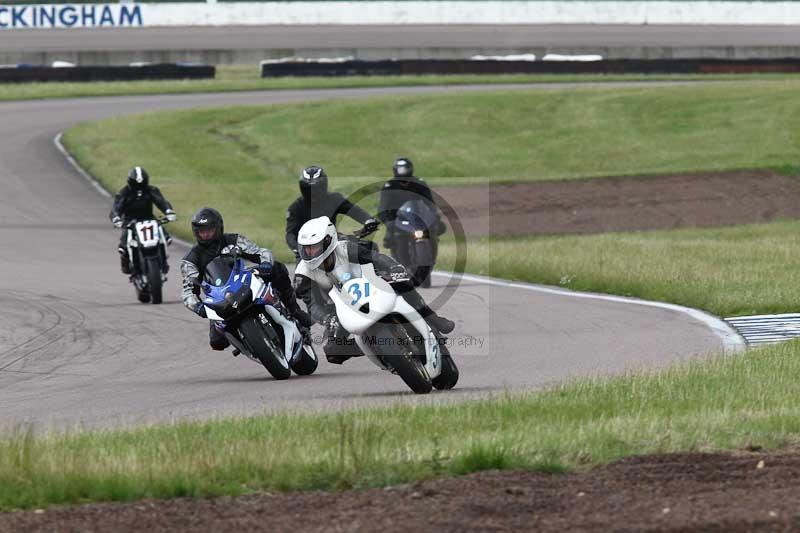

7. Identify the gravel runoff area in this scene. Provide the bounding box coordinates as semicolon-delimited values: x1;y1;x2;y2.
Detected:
3;451;799;532
438;170;800;237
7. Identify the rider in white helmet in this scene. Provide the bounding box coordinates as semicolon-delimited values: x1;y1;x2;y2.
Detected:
294;216;455;364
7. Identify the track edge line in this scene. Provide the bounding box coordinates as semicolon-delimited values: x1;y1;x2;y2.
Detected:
54;131;746;353
433;271;747;353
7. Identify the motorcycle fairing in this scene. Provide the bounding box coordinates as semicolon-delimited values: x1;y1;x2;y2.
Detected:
328;263;441;379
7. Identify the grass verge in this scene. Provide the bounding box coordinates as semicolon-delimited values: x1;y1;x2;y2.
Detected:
439;220;800;318
4;66;800;102
64;81;800;315
3;340;800;511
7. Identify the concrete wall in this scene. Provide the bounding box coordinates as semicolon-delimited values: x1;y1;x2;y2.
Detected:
4;2;800;29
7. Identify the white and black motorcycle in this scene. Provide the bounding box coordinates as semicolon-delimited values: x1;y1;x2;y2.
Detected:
328;263;459;394
123;217;170;304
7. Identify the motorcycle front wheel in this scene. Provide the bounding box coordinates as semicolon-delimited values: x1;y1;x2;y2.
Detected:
238;316;291;380
291;344;318;376
431;343;459;390
146;257;163;304
371;323;432;394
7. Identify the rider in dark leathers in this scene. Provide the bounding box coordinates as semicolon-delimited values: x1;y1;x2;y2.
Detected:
110;166;176;274
285;165;379;260
181;207;315;351
294;216;454;364
377;157;445;286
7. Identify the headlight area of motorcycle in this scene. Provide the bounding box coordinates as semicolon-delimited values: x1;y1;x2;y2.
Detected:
224;287;252;310
413;230;425;239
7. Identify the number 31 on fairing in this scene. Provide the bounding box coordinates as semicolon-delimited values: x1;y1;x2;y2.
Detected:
345;280;370;306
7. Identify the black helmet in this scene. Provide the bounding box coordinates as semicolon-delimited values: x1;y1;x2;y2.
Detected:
392;157;414;179
299;165;328;200
127;166;150;189
191;207;224;246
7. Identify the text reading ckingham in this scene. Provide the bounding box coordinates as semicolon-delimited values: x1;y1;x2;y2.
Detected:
0;5;142;29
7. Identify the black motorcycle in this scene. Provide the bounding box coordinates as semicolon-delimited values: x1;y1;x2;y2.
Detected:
123;217;170;304
390;200;441;288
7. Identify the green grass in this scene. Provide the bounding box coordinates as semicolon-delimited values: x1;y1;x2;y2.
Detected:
3;66;800;102
63;81;800;316
4;340;800;511
440;221;800;317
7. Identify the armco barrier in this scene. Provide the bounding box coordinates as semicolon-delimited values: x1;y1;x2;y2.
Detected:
0;63;215;83
261;58;800;77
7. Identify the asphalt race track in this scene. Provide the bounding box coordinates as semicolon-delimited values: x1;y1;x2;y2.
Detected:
2;25;798;52
0;85;741;431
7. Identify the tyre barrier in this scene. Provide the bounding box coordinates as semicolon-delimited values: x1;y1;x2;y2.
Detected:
261;57;800;77
0;63;215;83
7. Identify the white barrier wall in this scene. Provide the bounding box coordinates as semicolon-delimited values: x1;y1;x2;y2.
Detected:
2;2;800;29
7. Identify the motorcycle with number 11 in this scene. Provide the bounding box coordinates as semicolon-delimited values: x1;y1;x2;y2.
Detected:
123;216;170;304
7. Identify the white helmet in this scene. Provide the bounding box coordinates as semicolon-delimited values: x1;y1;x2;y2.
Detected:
298;216;338;269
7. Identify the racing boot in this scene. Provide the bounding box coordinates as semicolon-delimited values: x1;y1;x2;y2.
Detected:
428;314;455;335
323;333;363;365
118;247;131;274
322;315;364;365
399;286;455;334
209;323;229;351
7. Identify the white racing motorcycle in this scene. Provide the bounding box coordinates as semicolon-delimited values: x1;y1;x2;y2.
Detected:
328;263;459;394
124;217;170;304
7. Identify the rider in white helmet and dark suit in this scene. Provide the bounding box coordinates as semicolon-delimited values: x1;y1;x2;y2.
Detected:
293;216;455;364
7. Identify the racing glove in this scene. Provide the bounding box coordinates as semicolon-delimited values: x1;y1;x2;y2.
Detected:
363;218;380;233
194;302;207;319
112;216;123;229
165;210;177;222
255;261;273;279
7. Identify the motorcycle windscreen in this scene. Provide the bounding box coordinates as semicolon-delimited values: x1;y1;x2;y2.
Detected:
204;256;235;287
395;199;438;234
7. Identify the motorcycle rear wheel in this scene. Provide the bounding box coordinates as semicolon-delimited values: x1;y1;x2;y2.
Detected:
239;316;291;380
412;266;432;288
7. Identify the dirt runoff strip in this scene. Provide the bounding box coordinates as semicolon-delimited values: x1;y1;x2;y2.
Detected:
438;170;800;237
3;451;800;532
6;171;799;531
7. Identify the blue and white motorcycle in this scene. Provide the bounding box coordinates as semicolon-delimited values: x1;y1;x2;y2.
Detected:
328;263;459;394
200;251;318;380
